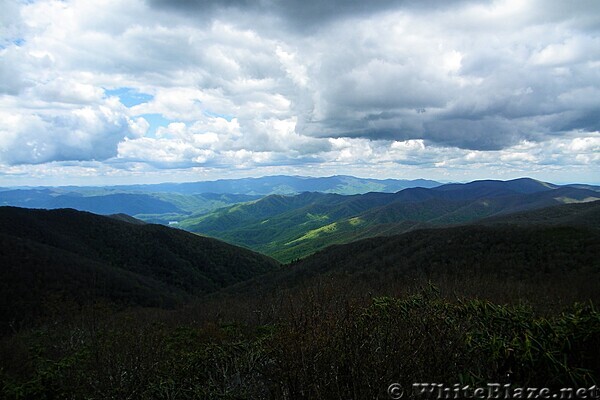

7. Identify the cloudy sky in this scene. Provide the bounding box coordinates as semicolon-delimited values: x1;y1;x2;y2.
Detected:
0;0;599;186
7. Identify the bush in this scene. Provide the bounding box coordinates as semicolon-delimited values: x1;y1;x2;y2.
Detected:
1;285;598;399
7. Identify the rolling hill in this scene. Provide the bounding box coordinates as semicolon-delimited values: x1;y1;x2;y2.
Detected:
223;217;600;308
181;178;600;262
1;192;599;397
0;175;443;226
0;206;280;333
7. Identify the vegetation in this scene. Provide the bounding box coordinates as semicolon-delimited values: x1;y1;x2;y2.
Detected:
219;223;600;317
0;183;599;398
1;285;598;399
3;179;598;264
0;207;279;333
182;180;600;262
0;175;443;226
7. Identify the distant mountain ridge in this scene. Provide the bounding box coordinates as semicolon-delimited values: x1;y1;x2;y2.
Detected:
2;177;599;265
181;178;600;262
1;175;441;196
0;189;262;224
78;175;443;195
0;175;443;225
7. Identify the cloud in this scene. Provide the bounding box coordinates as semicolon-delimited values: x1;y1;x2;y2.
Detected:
116;115;331;168
290;5;600;150
0;96;145;165
0;0;24;47
0;0;598;184
146;0;477;32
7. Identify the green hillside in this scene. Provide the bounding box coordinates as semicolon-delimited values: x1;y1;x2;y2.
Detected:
182;179;600;262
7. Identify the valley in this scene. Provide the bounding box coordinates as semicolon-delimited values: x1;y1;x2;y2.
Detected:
1;176;599;398
180;177;600;262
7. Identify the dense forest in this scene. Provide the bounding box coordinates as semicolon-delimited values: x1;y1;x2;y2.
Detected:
182;179;600;262
0;207;279;334
0;199;599;398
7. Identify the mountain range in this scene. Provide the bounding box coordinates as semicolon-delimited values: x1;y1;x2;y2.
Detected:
0;175;442;225
2;176;599;328
60;175;442;195
181;178;600;262
2;195;599;332
1;180;599;395
1;176;598;330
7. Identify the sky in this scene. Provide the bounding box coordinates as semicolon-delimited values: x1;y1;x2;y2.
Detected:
0;0;599;186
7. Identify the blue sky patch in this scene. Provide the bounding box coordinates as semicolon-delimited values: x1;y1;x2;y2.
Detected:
140;113;172;137
105;87;153;107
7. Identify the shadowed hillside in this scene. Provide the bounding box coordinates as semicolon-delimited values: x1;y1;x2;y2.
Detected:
221;222;599;310
476;199;600;228
0;207;280;333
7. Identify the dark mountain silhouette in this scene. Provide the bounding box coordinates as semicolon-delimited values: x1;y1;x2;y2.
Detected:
0;206;279;333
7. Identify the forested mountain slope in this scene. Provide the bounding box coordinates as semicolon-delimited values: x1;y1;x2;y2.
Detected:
223;222;600;309
0;206;279;332
183;178;600;261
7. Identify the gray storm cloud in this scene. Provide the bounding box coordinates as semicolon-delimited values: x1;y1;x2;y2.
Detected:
143;0;600;151
0;0;598;184
146;0;477;29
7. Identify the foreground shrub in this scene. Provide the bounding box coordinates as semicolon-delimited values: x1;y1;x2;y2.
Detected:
1;286;598;399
